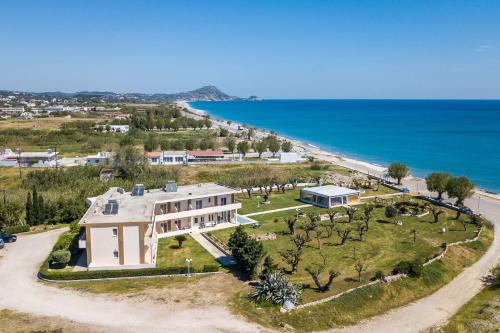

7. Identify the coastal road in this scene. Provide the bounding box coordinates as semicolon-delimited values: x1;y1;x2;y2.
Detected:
0;229;266;333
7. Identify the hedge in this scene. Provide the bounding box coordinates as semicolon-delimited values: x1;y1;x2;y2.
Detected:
40;231;220;281
39;261;219;281
2;224;30;234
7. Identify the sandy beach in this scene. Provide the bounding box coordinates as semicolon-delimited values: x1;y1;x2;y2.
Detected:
177;100;500;204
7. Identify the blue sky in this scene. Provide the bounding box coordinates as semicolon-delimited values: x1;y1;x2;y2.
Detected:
1;0;499;98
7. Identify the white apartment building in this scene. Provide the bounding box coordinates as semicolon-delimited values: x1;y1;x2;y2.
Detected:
146;151;187;165
78;182;241;270
86;151;114;166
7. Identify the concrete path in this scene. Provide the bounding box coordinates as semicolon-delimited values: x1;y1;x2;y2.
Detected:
190;232;235;266
244;204;312;217
0;229;264;333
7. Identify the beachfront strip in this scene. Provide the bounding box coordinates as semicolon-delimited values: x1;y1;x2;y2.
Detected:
78;182;241;270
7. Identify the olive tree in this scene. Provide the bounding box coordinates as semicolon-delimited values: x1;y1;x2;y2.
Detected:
426;172;450;200
388;163;409;185
446;176;474;219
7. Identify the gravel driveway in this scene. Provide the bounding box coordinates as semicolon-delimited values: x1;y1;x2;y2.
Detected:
0;229;265;333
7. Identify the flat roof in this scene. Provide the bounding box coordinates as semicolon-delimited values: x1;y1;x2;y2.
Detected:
301;185;359;197
187;150;224;156
79;182;239;225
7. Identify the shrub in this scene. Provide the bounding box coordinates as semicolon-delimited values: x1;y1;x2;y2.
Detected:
50;250;71;267
392;261;412;275
409;258;424;278
373;270;385;281
2;224;30;234
249;271;302;305
174;234;187;248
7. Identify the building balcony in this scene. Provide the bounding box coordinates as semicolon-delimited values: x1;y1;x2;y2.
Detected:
154;202;241;222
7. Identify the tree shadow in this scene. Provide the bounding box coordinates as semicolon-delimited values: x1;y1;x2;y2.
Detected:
169;245;181;249
376;219;392;224
344;277;358;283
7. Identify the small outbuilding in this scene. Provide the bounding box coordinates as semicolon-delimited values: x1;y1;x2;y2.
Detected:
300;185;360;208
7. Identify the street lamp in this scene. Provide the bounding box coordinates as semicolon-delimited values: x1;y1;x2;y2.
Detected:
185;258;193;277
257;196;261;208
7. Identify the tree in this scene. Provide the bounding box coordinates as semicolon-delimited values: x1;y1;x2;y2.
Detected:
237;141;250;157
429;205;445;223
267;136;281;157
50;249;71;267
315;229;323;249
305;252;340;292
446;176;474;219
363;205;374;231
175;234;187;248
303;213;319;241
0;202;22;230
228;226;264;277
281;233;306;274
336;227;351;245
385;205;399;223
345;206;358;224
354;261;368;282
259;256;279;280
281;140;293;153
284;216;297;235
388;163;409;185
426;172;450;200
25;192;34;226
144;133;159;152
225;137;236;157
115;145;145;180
255;140;268;158
354;221;367;241
325;209;338;238
247;128;256;140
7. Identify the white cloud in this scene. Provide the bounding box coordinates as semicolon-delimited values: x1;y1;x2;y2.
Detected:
475;44;493;53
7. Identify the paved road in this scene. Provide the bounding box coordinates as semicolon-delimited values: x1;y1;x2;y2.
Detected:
0;229;265;333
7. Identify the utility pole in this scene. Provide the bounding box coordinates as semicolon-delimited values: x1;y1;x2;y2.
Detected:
2;189;5;205
16;147;22;179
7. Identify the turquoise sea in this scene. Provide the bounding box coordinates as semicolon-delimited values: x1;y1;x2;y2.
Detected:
190;100;500;193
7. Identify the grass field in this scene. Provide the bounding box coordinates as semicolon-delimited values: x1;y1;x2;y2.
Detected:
229;224;494;331
209;198;481;303
0;116;100;130
235;188;305;215
441;281;500;332
156;235;220;270
360;184;399;197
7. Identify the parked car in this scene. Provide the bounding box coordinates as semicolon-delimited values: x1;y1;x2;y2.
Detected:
0;238;4;249
0;232;17;243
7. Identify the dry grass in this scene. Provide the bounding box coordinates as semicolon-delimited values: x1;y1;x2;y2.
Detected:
0;308;114;333
0;117;100;130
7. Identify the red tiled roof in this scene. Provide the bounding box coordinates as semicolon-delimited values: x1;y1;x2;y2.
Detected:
187;150;224;156
145;151;161;158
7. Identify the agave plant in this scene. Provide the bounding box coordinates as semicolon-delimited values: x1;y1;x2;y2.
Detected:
249;271;302;305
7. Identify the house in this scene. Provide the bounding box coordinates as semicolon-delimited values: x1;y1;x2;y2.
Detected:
146;151;187;165
0;107;24;114
280;152;298;163
187;150;224;163
95;124;130;133
78;182;242;270
300;185;360;208
1;148;59;167
86;151;114;166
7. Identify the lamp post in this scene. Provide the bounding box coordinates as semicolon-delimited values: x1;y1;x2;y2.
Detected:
257;196;261;208
185;258;193;277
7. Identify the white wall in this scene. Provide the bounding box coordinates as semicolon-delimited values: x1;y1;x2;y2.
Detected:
123;225;140;265
90;226;119;267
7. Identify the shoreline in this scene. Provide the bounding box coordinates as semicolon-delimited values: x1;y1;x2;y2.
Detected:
176;100;500;202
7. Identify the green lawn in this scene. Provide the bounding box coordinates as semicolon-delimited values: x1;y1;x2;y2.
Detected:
360;184;399;197
156;235;220;271
236;188;306;215
209;199;480;303
229;224;494;332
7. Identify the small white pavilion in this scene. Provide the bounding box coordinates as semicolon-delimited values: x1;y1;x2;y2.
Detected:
300;185;360;208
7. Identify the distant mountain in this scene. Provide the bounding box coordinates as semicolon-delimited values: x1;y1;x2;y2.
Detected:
0;86;252;103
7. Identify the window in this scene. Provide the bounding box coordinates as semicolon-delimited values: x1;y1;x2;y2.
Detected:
221;197;227;205
113;250;119;258
174;202;180;211
175;157;184;162
208;197;211;203
195;200;203;209
112;228;118;237
164;157;173;162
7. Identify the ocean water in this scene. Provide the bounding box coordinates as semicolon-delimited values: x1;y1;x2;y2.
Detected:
190;100;500;193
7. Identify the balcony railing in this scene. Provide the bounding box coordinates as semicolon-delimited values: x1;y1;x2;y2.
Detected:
155;202;241;222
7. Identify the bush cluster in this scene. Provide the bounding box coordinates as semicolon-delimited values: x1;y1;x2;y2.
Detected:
2;224;30;234
392;259;424;277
